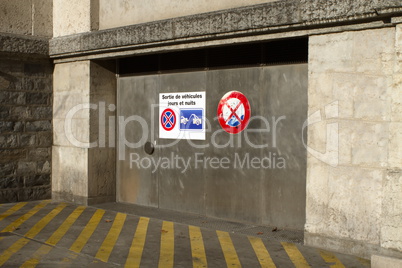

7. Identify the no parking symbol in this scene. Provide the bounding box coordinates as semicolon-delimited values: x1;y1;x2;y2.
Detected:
217;91;251;134
161;108;176;131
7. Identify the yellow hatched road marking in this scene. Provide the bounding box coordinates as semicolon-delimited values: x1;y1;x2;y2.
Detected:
320;250;346;268
0;203;66;266
0;238;30;266
69;209;105;253
249;236;276;268
281;242;310;268
25;203;67;239
0;202;27;222
20;206;86;268
46;206;86;246
1;200;50;233
20;245;53;268
189;225;207;268
95;212;127;262
217;230;241;268
158;221;174;268
125;217;150;268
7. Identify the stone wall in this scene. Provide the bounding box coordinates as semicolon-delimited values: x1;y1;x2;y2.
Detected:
99;0;277;30
305;27;402;258
0;56;53;202
0;0;53;37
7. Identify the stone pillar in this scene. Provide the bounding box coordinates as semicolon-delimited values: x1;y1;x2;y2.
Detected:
380;23;402;253
53;0;98;37
305;26;402;259
52;60;116;205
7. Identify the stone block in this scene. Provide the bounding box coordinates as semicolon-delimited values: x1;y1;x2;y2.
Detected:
353;28;395;75
347;121;389;167
305;156;329;233
0;122;14;133
53;0;91;37
53;61;90;93
37;161;51;174
24;174;51;187
0;163;16;177
381;169;402;251
0;149;27;163
389;123;402;169
0;106;9;118
88;148;116;197
17;161;37;175
30;106;52;120
309;32;354;74
18;186;51;201
372;255;402;268
52;146;88;197
26;92;49;105
0;91;26;105
28;148;51;160
326;166;383;244
0;177;22;189
0;0;32;35
26;121;52;132
20;134;36;147
9;106;29;120
53;118;89;147
0;134;18;148
53;92;90;119
37;132;52;147
32;0;53;37
0;189;19;203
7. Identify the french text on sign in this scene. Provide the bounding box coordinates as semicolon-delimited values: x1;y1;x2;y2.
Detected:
159;92;206;140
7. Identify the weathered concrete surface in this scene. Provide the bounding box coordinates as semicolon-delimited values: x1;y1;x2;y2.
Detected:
53;0;98;37
52;60;116;205
306;26;402;259
0;0;52;37
0;34;49;57
99;0;278;30
372;255;402;268
50;0;402;58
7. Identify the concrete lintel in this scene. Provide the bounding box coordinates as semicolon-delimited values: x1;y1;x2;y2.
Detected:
305;232;402;260
0;33;49;57
53;20;390;64
49;0;402;59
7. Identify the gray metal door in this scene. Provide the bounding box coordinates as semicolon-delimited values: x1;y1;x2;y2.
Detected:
117;64;307;229
117;76;159;207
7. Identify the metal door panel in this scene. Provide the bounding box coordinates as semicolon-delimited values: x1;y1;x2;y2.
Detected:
157;71;207;214
205;67;263;223
117;76;159;207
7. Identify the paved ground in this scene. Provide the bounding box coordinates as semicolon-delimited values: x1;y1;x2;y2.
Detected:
0;200;371;267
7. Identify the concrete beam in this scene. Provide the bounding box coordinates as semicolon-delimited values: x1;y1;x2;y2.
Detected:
49;0;402;59
0;33;49;58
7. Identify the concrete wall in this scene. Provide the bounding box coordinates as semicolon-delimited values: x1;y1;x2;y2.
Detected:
305;27;402;258
0;56;53;202
0;0;53;37
53;0;98;37
98;0;278;30
52;60;116;205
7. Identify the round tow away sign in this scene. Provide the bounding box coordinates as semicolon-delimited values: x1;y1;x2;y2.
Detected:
217;91;251;134
161;108;176;131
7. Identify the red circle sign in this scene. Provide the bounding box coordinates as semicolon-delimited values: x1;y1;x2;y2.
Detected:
161;108;176;131
217;91;251;134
